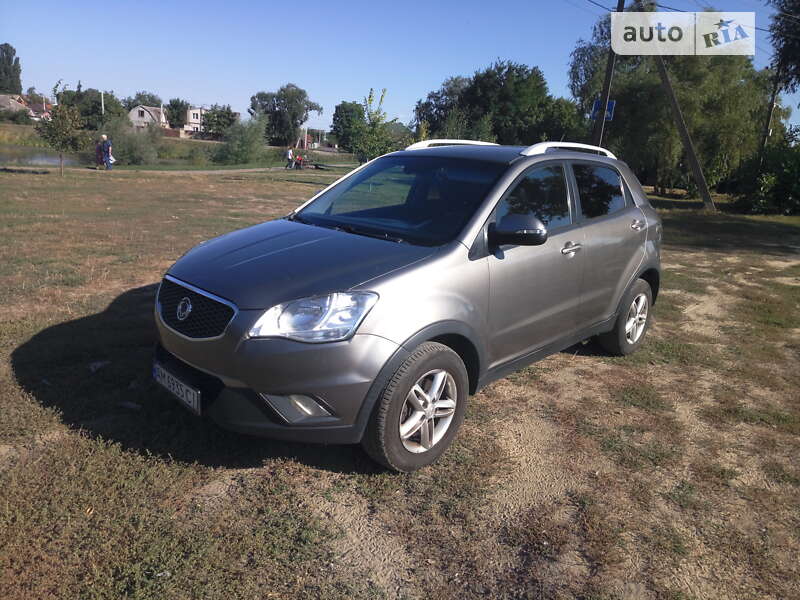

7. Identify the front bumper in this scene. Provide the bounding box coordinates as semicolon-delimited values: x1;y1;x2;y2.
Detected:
154;309;403;444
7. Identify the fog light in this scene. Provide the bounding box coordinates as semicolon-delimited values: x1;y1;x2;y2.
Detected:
260;393;331;424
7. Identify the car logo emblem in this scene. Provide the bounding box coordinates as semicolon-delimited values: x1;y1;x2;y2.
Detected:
176;297;192;321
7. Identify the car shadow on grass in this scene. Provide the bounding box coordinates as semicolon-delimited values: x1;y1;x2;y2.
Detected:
10;284;380;475
561;339;608;358
658;209;800;255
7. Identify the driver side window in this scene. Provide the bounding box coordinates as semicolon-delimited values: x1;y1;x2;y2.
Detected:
495;165;571;231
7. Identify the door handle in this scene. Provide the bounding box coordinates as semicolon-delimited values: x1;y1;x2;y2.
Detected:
561;242;582;256
631;219;645;231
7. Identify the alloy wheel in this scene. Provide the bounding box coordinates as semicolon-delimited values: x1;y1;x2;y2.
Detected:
398;369;457;453
625;293;649;344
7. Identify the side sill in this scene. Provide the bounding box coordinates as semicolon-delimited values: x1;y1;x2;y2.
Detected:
476;316;616;392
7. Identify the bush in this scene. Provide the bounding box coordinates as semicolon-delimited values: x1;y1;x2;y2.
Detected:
99;117;160;165
188;145;210;166
213;119;267;165
728;137;800;215
0;109;31;124
156;139;212;165
156;139;190;160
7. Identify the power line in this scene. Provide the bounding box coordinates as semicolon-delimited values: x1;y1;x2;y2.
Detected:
565;0;607;17
655;1;800;39
577;0;785;55
586;0;613;11
733;0;800;24
757;44;776;57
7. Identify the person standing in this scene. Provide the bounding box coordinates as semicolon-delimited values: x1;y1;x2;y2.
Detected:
285;147;294;170
101;134;113;171
94;138;105;170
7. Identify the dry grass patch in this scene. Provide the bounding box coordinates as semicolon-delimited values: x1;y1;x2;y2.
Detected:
2;172;800;598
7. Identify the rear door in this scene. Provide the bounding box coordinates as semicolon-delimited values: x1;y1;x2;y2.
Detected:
487;161;585;368
568;161;647;328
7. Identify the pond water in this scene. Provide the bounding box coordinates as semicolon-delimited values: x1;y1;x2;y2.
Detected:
0;144;80;167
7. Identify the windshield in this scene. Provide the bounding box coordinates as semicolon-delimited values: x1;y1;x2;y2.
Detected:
294;155;506;246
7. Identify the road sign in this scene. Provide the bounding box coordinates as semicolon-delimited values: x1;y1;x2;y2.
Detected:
591;99;616;121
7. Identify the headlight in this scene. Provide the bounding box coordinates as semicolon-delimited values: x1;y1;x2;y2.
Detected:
248;292;378;342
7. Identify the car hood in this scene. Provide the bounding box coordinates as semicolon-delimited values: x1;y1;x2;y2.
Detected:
167;219;437;309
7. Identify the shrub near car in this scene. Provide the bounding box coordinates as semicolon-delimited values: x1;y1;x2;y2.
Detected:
153;140;661;472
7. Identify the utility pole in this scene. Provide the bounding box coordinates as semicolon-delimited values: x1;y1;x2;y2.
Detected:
654;55;716;211
633;0;714;210
759;62;783;166
591;0;626;147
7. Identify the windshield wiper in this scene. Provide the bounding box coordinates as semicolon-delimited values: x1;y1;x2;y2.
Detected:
288;214;406;243
286;212;311;224
333;224;406;244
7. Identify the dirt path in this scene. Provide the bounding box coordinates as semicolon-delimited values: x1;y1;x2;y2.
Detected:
307;479;417;598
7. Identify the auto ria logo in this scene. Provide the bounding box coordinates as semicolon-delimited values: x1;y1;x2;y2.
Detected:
701;17;750;49
611;12;755;56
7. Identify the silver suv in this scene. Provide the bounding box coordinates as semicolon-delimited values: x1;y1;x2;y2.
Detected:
153;140;662;471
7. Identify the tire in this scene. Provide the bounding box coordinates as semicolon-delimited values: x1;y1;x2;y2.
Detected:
362;342;469;472
597;278;653;356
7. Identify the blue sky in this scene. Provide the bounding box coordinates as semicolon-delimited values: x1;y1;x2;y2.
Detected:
1;0;795;130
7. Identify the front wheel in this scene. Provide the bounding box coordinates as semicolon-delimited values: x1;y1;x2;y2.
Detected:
362;342;468;472
597;278;653;356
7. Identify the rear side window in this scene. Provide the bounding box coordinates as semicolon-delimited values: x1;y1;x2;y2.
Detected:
573;163;626;219
496;165;571;230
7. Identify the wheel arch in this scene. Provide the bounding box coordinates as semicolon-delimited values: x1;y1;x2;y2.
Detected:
401;321;485;395
352;321;485;442
429;333;481;395
638;267;660;304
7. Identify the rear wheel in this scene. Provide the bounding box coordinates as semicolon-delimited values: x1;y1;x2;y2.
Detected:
362;342;468;472
597;278;653;356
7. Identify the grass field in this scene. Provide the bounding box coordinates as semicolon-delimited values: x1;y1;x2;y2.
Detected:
1;168;799;599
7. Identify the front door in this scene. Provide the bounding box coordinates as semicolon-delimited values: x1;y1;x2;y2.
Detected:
487;162;585;369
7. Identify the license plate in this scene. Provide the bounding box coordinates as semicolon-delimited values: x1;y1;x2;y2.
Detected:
153;363;201;415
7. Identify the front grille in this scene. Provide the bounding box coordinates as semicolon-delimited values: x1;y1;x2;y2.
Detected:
158;277;236;339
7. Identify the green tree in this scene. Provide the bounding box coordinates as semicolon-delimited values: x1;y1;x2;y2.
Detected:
439;106;469;139
460;61;551;144
249;83;322;146
540;97;587;143
471;114;496;143
769;0;800;94
122;91;162;110
201;104;238;139
414;76;470;134
415;120;430;143
35;103;85;176
58;86;125;130
726;126;800;214
0;43;22;94
568;15;785;192
351;89;406;163
165;98;190;129
26;86;43;105
213;117;267;164
102;116;161;165
331;101;365;152
414;63;581;144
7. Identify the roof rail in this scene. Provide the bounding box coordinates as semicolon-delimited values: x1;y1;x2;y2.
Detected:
405;139;499;151
520;142;616;159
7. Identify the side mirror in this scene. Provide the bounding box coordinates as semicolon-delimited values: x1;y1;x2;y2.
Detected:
490;213;548;247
